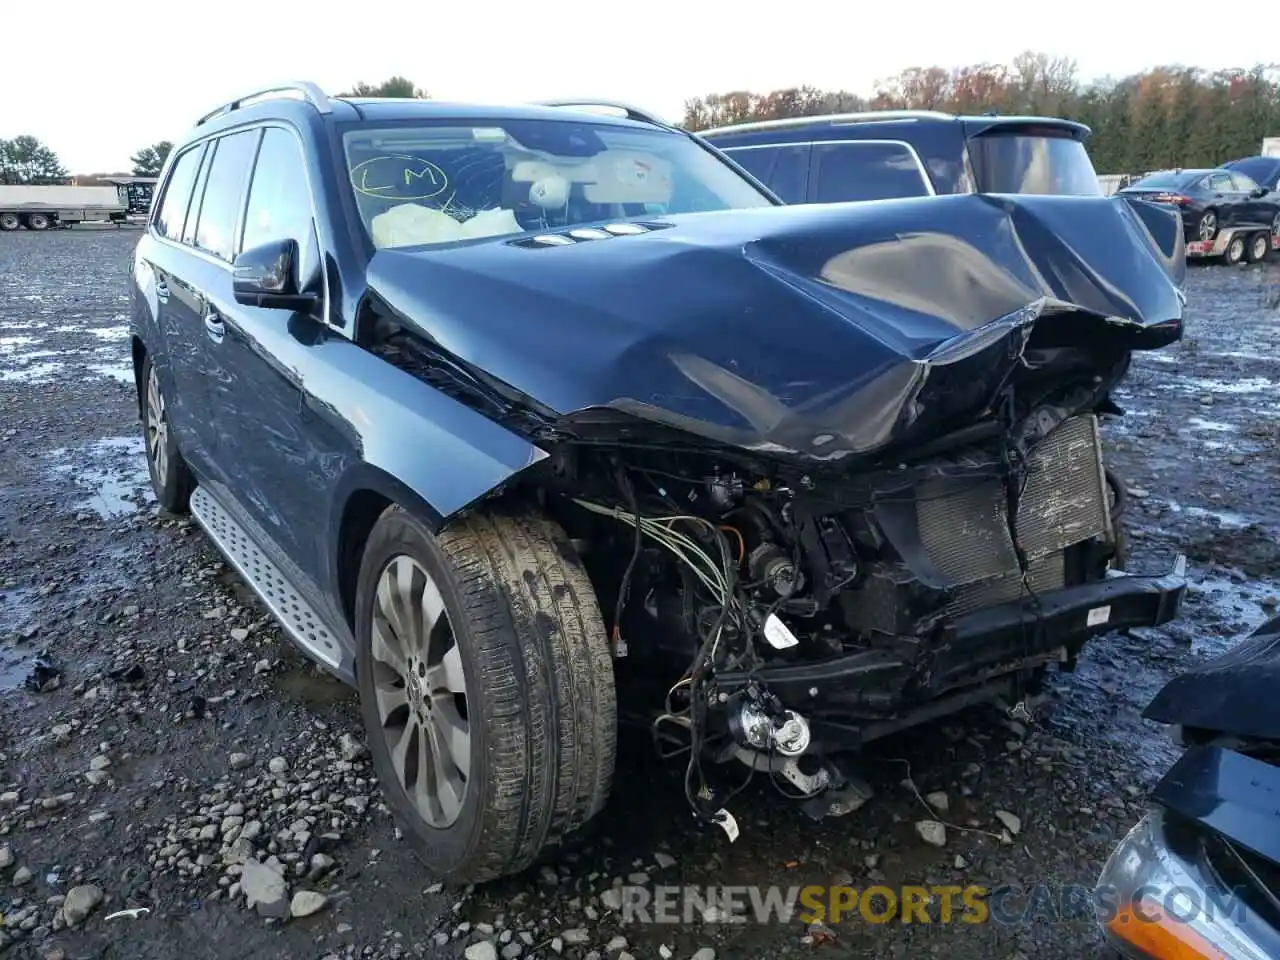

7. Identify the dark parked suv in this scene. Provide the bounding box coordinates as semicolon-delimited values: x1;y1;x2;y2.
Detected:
699;110;1103;204
131;82;1189;884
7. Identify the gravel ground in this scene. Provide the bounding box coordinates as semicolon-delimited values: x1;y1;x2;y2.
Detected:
0;226;1277;960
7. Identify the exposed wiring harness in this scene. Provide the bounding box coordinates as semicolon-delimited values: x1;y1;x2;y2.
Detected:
572;495;744;820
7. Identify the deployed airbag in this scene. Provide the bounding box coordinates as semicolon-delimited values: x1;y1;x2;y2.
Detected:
370;204;523;249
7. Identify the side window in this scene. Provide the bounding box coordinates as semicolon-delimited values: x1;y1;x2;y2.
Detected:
182;147;213;246
810;142;932;203
725;145;810;204
241;127;321;289
193;130;261;262
154;146;204;242
1205;173;1233;193
1229;172;1259;193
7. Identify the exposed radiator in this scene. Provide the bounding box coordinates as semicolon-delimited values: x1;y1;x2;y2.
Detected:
915;414;1112;617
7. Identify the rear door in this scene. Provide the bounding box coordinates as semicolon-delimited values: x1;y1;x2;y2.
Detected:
721;143;811;204
1203;171;1242;227
143;142;218;471
806;141;934;204
173;128;262;485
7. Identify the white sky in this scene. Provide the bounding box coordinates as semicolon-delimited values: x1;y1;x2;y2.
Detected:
4;0;1276;172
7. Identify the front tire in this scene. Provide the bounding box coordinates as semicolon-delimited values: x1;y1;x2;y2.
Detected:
141;356;193;513
355;506;616;884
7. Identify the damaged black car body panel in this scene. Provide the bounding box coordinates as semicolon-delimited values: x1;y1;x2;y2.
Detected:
1152;745;1280;870
364;192;1185;468
1144;615;1280;743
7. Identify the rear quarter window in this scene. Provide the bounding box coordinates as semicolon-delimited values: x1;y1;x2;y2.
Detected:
809;141;932;203
153;145;205;242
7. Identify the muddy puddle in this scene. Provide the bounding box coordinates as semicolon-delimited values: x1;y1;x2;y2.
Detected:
46;435;153;519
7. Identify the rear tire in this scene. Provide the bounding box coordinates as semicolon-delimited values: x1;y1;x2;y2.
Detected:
354;505;616;884
0;213;19;232
24;213;51;231
1196;208;1218;243
1246;231;1270;263
141;356;193;514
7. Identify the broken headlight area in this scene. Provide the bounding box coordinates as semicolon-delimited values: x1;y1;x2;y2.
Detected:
542;397;1186;825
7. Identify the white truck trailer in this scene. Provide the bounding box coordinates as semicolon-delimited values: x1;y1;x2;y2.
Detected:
0;185;128;231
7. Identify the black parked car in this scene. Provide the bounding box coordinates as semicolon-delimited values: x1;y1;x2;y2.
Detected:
131;82;1190;884
698;111;1105;204
1119;168;1280;264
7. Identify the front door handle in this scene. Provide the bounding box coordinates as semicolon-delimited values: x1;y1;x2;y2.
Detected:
204;310;225;344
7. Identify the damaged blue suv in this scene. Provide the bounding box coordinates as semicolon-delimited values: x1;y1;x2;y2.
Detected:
130;82;1189;884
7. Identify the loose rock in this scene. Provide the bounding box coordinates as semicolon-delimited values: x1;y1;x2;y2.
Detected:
62;885;104;927
240;860;289;918
338;733;366;762
995;810;1022;836
915;820;947;847
289;890;327;918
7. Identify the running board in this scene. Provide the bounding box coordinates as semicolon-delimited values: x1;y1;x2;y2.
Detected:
190;486;348;677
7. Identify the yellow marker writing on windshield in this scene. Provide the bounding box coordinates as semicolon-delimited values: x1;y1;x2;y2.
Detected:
351;155;448;201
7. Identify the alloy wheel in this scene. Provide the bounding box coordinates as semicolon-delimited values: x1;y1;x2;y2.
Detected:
1198;212;1217;242
369;555;470;828
146;366;169;481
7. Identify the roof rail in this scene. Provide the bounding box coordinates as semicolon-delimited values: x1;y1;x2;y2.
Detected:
196;81;333;126
532;99;668;127
701;109;954;137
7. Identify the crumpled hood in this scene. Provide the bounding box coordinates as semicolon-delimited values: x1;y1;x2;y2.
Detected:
365;193;1185;461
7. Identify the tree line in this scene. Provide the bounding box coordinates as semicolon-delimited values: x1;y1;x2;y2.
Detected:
683;52;1280;173
6;62;1275;185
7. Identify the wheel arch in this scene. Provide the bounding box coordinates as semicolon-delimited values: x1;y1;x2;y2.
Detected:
328;450;549;632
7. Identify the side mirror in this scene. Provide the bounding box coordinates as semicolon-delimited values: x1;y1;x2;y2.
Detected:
1252;186;1269;198
233;239;316;311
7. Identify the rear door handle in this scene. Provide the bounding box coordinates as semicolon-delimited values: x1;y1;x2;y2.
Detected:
204;310;225;344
